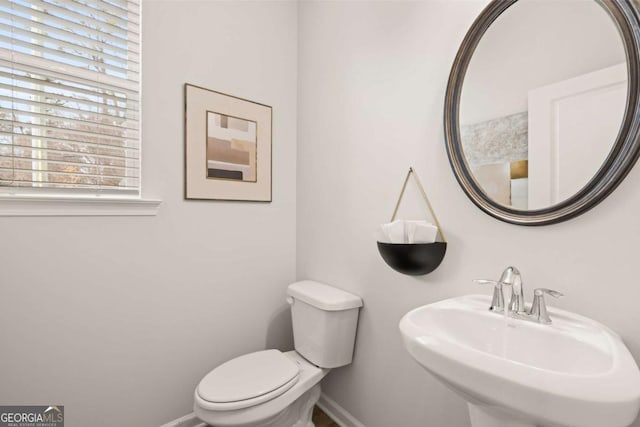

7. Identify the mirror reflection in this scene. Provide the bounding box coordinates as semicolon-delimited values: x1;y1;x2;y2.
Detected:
460;0;627;210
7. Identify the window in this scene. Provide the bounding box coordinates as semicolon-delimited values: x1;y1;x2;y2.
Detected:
0;0;140;198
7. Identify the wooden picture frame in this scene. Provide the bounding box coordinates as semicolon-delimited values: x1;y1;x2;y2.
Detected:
185;84;272;201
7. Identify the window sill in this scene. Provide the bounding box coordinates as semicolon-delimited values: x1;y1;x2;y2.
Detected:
0;196;162;217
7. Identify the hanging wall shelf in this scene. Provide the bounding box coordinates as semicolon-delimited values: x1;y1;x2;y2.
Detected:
377;167;447;276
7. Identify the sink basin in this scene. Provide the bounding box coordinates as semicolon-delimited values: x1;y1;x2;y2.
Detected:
399;295;640;427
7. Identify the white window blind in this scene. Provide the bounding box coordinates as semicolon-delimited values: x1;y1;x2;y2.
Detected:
0;0;140;196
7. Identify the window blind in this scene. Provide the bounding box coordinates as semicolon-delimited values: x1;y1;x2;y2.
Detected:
0;0;140;195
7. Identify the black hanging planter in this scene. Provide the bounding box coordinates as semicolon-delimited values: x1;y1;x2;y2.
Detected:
377;167;447;276
377;241;447;276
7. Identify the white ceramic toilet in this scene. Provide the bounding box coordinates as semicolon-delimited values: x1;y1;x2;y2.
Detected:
194;280;363;427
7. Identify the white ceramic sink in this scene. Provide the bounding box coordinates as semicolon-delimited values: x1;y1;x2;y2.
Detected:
399;295;640;427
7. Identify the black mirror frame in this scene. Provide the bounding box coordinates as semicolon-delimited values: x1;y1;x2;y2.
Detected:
444;0;640;226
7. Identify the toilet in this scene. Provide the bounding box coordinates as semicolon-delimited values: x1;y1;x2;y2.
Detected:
194;280;363;427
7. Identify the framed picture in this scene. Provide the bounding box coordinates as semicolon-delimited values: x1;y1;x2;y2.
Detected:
184;84;272;201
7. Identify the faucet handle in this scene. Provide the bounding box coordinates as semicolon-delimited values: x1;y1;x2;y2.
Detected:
473;279;504;312
473;279;500;286
535;288;563;298
530;288;564;324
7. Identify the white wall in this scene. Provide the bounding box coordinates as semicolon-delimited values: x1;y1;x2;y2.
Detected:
0;1;297;426
297;2;640;427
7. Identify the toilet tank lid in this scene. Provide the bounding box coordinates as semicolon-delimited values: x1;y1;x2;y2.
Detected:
287;280;363;311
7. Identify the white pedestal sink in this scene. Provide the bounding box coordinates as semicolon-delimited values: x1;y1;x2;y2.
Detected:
399;295;640;427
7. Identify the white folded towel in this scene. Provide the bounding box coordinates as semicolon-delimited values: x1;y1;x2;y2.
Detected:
382;220;406;243
410;221;439;243
376;220;439;244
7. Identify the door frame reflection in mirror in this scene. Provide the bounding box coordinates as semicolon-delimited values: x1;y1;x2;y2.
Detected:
444;0;640;225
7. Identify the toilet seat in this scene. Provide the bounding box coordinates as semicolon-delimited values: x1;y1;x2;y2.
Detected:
196;349;300;411
194;350;330;427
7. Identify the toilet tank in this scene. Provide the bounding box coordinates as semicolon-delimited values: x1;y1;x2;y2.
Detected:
287;280;363;368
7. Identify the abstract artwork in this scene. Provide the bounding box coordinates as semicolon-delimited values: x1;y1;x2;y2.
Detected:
185;84;272;201
207;113;257;182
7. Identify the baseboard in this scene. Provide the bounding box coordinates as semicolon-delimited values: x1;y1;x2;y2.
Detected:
159;394;365;427
158;412;206;427
317;393;366;427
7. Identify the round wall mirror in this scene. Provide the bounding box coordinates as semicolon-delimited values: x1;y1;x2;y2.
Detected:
444;0;640;225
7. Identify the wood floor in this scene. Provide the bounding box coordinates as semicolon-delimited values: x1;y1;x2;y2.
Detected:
312;406;339;427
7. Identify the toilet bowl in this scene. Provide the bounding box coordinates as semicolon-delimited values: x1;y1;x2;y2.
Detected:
194;350;328;427
193;280;362;427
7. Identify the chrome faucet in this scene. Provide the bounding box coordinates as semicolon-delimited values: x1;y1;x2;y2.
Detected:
529;288;564;324
474;267;564;324
500;266;526;315
473;279;505;312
